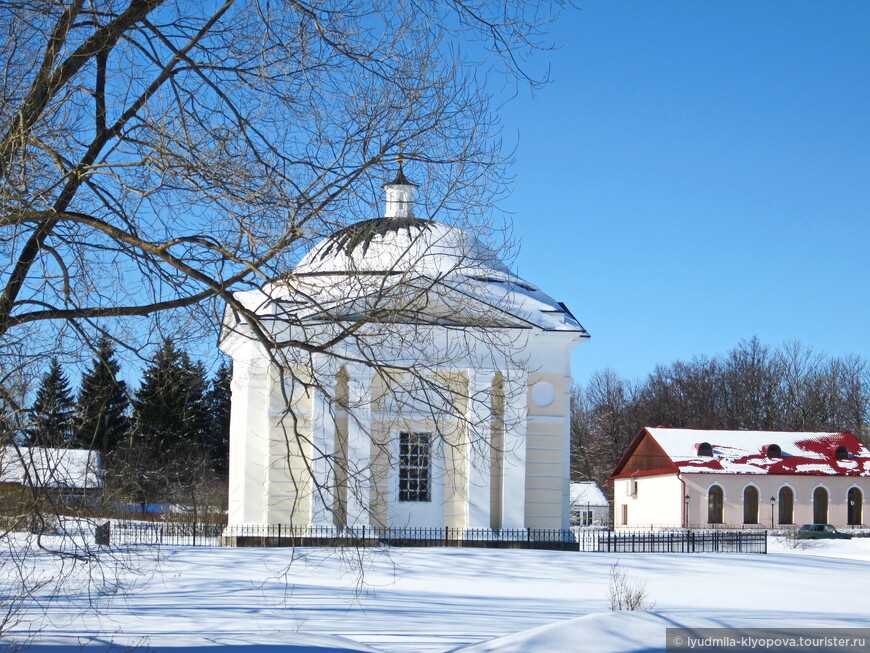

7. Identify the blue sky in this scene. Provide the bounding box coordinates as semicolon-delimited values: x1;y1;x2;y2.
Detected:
499;1;870;385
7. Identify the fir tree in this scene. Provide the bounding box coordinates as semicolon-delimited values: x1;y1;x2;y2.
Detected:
28;359;75;447
74;337;130;453
204;362;231;475
131;338;208;453
119;339;210;506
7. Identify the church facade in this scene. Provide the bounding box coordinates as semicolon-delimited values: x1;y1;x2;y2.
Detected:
220;167;588;532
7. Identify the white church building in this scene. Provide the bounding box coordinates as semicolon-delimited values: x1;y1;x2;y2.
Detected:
219;165;588;534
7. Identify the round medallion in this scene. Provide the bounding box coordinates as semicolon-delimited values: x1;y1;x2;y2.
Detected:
531;381;555;408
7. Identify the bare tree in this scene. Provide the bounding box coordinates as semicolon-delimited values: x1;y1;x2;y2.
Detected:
0;0;573;639
571;370;636;487
0;0;565;361
572;339;870;493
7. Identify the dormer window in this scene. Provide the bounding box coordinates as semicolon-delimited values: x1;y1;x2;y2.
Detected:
763;444;782;458
834;446;849;460
697;442;713;457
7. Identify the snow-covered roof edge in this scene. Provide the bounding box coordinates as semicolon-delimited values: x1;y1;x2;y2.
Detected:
0;446;102;489
569;482;608;506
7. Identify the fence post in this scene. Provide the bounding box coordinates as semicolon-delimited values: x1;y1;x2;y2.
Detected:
95;521;110;546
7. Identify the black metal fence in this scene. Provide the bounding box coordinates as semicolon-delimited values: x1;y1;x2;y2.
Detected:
99;521;768;553
586;529;768;554
108;520;224;547
222;524;579;551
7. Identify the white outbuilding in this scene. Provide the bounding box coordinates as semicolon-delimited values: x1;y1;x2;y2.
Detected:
220;166;589;533
0;445;102;507
569;481;610;526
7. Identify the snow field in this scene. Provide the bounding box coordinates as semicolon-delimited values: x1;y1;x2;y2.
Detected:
6;536;870;652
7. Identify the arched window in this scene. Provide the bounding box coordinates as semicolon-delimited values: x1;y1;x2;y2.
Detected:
697;442;713;457
813;487;829;524
743;486;759;524
848;487;863;526
778;486;794;525
835;446;849;460
708;485;724;524
764;444;782;458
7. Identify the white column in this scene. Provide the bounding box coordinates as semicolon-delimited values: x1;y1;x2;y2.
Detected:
310;357;337;526
561;373;573;530
227;357;269;526
345;362;373;528
501;371;528;529
466;369;494;529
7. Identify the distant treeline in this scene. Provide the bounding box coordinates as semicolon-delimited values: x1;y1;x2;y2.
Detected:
571;338;870;489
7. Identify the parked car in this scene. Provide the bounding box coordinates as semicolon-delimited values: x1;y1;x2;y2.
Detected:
793;524;852;540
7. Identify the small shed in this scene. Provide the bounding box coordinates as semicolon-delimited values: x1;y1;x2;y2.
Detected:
569;481;610;526
0;445;102;506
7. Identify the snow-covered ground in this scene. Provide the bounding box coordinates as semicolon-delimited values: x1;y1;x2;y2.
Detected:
6;536;870;652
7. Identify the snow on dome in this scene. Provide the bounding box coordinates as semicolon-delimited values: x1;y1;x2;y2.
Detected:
295;217;510;278
285;216;588;333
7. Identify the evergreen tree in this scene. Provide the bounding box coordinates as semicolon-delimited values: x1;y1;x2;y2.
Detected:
27;359;75;447
131;338;208;452
204;362;231;475
74;337;130;453
118;338;210;506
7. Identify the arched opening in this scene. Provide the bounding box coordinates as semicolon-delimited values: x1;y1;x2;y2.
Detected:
778;486;794;525
743;486;759;524
707;485;724;524
813;487;829;524
848;487;863;526
697;442;713;457
835;446;849;460
764;444;782;458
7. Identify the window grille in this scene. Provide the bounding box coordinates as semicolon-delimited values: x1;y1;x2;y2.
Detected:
399;432;431;502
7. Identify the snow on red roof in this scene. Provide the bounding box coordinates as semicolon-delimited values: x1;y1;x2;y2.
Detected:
645;428;870;476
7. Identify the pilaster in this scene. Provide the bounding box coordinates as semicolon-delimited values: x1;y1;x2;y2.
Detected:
467;369;495;529
344;362;373;527
501;370;529;529
310;355;338;526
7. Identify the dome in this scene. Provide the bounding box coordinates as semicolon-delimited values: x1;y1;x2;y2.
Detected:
234;214;586;336
295;217;511;278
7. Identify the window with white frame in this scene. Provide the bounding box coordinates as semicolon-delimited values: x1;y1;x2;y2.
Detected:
399;432;431;502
